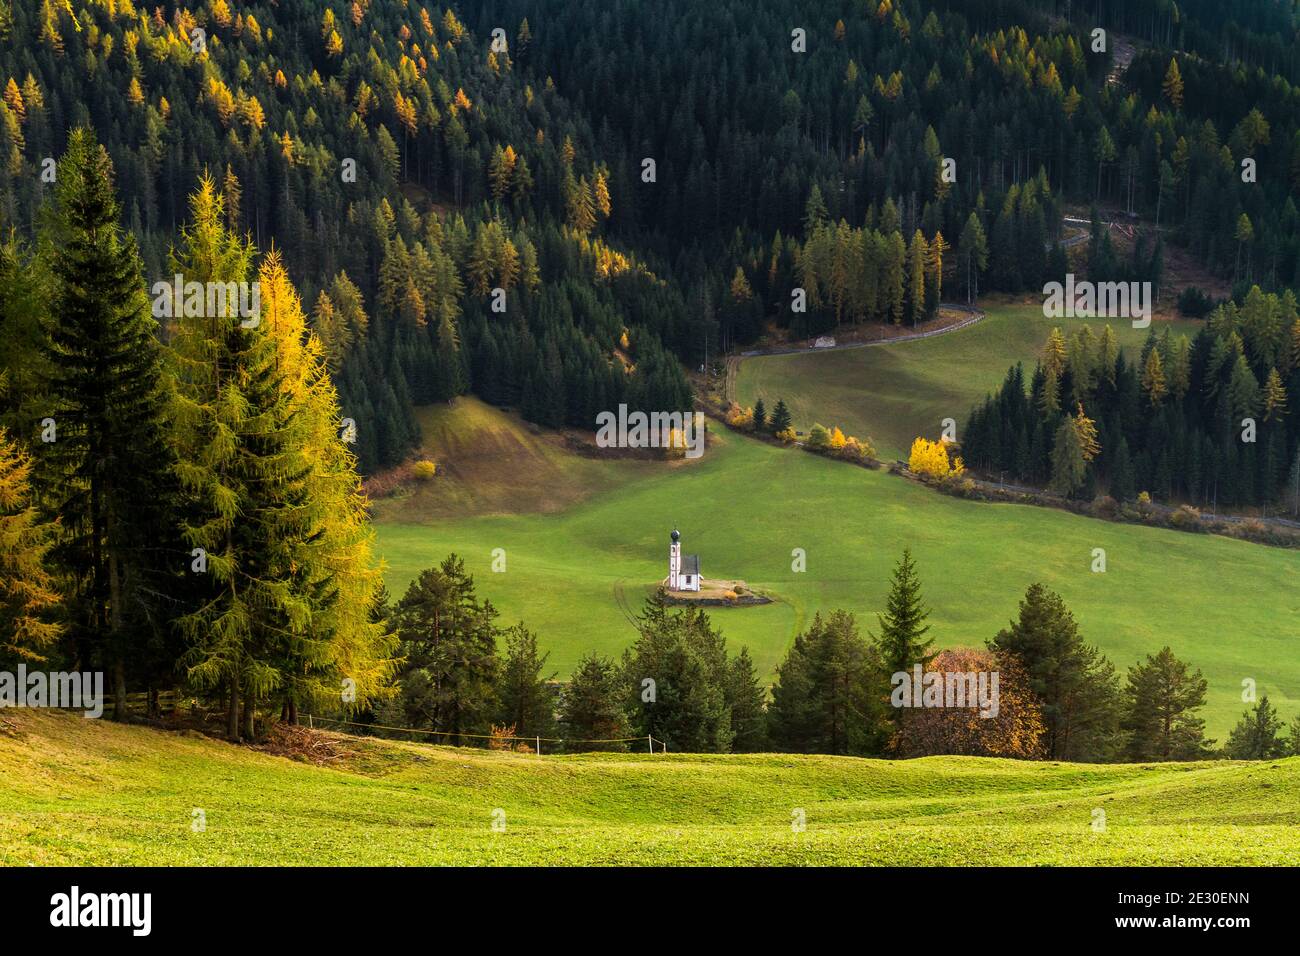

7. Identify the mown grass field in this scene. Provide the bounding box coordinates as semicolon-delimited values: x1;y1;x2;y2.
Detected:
734;302;1203;461
3;712;1296;865
373;402;1299;741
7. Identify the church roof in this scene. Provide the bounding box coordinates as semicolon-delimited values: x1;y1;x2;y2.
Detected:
681;554;700;576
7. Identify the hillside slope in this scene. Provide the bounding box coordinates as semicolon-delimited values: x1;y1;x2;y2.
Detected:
735;303;1202;461
1;713;1296;866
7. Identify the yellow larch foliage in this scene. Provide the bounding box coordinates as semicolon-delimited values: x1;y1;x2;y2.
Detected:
909;436;963;478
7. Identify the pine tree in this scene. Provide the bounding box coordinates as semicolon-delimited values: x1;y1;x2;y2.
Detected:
167;175;283;738
957;212;987;304
989;584;1120;761
38;129;177;717
1262;367;1287;420
387;554;500;743
1121;647;1211;760
752;398;767;432
906;229;927;326
1072;403;1100;461
769;610;886;755
1225;696;1286;759
255;251;395;724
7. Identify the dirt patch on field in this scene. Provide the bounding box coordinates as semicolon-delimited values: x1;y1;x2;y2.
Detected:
246;722;417;776
659;579;773;606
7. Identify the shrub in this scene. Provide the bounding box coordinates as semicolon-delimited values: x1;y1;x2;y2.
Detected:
1169;504;1202;530
663;426;689;459
1136;490;1153;517
724;402;754;430
848;435;876;461
411;459;438;481
774;427;797;443
1177;285;1214;318
1090;494;1119;519
806;423;831;450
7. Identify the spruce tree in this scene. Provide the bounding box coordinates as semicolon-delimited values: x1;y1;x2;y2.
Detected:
38;129;177;716
726;646;768;752
557;652;627;752
873;548;934;680
768;398;792;434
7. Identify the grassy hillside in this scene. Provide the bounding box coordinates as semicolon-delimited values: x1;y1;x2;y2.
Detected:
2;712;1296;865
369;398;659;521
735;303;1203;461
374;408;1299;740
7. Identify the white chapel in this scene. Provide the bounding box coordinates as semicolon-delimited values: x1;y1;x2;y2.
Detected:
668;528;701;592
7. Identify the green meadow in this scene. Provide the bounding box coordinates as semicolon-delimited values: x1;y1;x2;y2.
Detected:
734;302;1203;460
373;402;1299;741
3;712;1296;865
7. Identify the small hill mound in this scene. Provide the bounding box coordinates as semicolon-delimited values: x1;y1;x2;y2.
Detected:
368;397;656;521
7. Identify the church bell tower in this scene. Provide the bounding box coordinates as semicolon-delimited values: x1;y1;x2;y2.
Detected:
668;528;681;590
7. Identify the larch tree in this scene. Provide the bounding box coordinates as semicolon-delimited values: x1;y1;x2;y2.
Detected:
1162;58;1184;109
0;427;61;662
255;250;395;724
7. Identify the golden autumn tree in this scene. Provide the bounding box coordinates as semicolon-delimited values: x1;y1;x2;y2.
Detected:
254;252;396;721
168;178;393;739
890;648;1046;758
3;77;24;124
1142;347;1168;406
1072;402;1100;461
593;169;612;219
0;427;62;662
1162;58;1184;109
908;436;962;478
488;144;517;201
